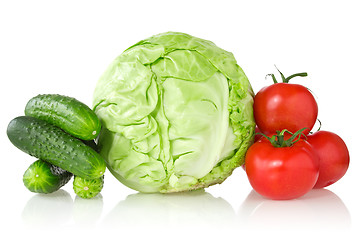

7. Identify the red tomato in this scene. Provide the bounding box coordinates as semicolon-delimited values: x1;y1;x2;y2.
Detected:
242;126;263;171
254;126;263;142
254;83;318;135
306;131;350;188
245;138;319;200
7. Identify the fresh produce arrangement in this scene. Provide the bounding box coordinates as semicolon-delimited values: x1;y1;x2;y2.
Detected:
245;68;350;200
7;94;106;199
6;32;350;201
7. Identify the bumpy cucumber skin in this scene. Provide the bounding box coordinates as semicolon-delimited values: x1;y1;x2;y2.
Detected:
23;160;73;194
7;116;106;179
25;94;101;140
73;175;104;199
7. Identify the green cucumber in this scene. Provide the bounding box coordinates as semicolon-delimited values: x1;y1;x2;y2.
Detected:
25;94;101;140
7;116;106;179
82;140;99;153
73;175;104;199
23;160;73;194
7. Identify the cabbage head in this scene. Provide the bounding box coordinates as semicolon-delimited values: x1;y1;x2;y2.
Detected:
93;32;255;193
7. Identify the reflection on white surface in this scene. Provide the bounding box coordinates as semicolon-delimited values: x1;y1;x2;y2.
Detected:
238;189;351;231
22;190;104;228
102;190;236;229
73;194;103;226
21;187;351;235
22;190;73;226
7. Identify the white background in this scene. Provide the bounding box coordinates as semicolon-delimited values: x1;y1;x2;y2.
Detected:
1;0;359;239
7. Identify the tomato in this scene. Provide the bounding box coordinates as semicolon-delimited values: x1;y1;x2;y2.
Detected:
245;136;319;200
242;126;263;171
253;126;263;142
254;83;318;135
253;68;318;135
306;131;350;188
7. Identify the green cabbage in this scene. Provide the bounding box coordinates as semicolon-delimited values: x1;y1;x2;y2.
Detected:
93;32;255;193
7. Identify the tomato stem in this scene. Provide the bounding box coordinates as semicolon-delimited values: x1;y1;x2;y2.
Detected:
312;119;322;133
267;65;308;83
257;128;308;148
285;72;308;83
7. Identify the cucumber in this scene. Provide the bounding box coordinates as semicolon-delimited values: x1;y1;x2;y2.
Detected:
23;160;73;194
82;140;99;153
7;116;106;179
25;94;101;140
73;175;104;199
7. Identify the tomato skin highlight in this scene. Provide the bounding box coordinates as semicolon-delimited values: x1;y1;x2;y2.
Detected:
306;131;350;189
245;139;319;200
253;83;318;135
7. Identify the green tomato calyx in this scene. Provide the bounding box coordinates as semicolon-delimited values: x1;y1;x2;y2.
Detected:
266;65;308;84
257;128;307;148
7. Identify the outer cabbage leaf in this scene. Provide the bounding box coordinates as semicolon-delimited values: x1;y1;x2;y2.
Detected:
94;32;255;193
